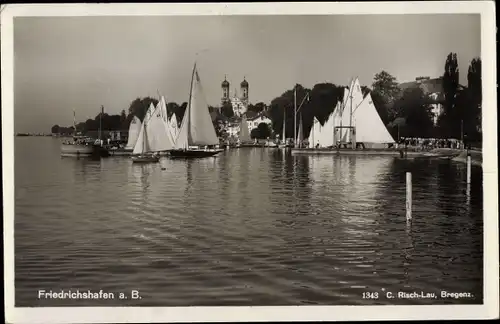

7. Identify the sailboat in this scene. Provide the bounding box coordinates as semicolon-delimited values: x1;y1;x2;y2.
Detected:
150;95;175;156
60;110;94;157
169;63;223;158
125;116;142;150
296;113;304;148
278;110;288;148
236;115;251;147
131;104;160;163
132;117;160;163
169;113;179;140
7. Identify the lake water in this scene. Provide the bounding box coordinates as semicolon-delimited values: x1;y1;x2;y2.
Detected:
13;137;483;306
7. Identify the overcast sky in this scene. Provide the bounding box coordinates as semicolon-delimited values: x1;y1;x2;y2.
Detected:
14;14;480;133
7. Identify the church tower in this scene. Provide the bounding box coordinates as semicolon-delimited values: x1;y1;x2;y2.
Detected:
240;77;249;106
221;75;230;106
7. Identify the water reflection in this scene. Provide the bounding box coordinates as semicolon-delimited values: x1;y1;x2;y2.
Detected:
15;138;484;306
373;158;483;297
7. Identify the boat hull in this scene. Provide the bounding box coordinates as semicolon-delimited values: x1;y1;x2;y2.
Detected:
169;149;223;158
93;145;110;157
131;155;160;163
60;143;94;157
235;143;264;148
108;148;133;156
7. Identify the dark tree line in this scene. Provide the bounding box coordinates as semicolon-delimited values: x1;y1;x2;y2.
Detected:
438;54;482;141
52;97;188;135
267;83;345;140
53;53;481;142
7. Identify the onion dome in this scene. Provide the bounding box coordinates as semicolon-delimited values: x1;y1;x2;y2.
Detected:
221;75;230;88
240;77;248;88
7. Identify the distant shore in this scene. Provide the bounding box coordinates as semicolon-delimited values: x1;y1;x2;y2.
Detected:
15;133;52;137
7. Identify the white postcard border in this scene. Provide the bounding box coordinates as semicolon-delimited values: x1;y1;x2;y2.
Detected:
2;2;498;323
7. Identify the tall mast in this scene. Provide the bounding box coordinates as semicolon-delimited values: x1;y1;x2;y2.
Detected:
312;118;315;148
186;62;196;149
294;85;297;148
349;93;353;141
73;110;76;136
99;105;103;142
283;109;286;142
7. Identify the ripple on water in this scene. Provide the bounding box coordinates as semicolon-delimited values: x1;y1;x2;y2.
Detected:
14;140;484;306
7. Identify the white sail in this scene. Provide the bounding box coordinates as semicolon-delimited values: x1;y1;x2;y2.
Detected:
239;116;251;142
175;63;220;149
353;92;395;144
296;114;304;144
332;101;342;144
339;82;353;142
158;96;176;147
132;117;150;155
322;112;335;147
310;114;334;148
169;113;179;140
340;77;364;143
282;110;286;142
125;116;142;149
158;96;168;121
145;105;174;152
308;117;321;148
146;103;155;121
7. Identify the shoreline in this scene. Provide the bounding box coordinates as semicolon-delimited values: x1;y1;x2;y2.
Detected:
290;147;483;166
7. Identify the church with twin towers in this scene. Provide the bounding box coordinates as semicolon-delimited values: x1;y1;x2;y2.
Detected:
221;76;249;117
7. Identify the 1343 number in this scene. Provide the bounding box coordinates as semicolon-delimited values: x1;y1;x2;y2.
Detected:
362;292;379;299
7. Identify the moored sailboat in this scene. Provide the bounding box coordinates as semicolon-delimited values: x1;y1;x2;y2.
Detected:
108;115;144;156
169;112;179;140
147;97;175;156
235;115;253;147
278;110;288;149
296;113;305;148
60;110;97;158
131;105;160;163
169;62;223;159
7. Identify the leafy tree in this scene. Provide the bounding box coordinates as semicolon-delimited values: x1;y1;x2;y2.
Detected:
308;83;342;128
257;122;271;139
247;102;266;114
371;71;401;121
393;87;434;138
120;110;127;129
439;52;459;137
128;97;159;122
84;118;97;131
244;110;258;119
221;101;234;118
370;90;391;126
269;84;314;139
178;102;188;122
166;102;180;122
250;128;260;139
467;57;482;134
360;86;371;98
75;122;86;133
51;125;60;134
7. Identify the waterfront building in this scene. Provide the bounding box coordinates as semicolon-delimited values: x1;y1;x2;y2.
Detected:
221;76;250;117
398;76;466;126
247;113;272;130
